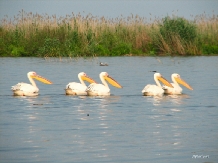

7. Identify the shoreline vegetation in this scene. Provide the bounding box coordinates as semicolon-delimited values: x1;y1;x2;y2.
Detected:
0;10;218;57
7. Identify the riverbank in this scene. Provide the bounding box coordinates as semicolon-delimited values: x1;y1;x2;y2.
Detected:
1;10;218;57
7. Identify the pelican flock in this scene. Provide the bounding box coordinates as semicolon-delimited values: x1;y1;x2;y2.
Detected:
142;73;174;96
65;72;96;95
86;72;122;96
163;73;193;94
10;71;193;97
11;71;52;96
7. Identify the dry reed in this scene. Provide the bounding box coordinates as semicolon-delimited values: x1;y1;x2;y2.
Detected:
0;10;218;57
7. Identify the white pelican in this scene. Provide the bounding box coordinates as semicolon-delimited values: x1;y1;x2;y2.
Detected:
142;73;174;96
86;72;122;96
65;72;96;95
163;73;193;94
11;71;52;96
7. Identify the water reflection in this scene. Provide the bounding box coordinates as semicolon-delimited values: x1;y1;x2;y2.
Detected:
167;94;190;105
144;95;168;106
13;95;52;107
144;94;189;106
67;95;88;99
66;96;121;159
144;94;189;153
88;95;121;108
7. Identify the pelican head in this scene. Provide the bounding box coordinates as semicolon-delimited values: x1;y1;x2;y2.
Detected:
28;71;52;84
100;72;122;88
78;72;96;83
172;73;193;90
154;73;173;88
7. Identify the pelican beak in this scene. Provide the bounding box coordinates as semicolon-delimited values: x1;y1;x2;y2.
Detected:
158;76;174;88
105;76;123;88
175;77;193;90
81;75;96;84
31;74;53;84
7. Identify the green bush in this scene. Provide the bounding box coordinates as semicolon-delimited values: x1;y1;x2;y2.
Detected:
111;42;132;56
92;44;109;56
9;45;25;57
160;16;197;42
202;45;218;54
38;38;61;57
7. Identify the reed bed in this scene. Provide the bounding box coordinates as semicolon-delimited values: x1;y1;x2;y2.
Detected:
0;10;218;57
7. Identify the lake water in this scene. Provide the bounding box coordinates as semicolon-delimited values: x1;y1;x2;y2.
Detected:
0;57;218;163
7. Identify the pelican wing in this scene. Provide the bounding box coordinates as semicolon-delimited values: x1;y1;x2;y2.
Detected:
86;83;110;95
66;82;87;92
142;84;164;96
163;83;183;94
12;83;39;93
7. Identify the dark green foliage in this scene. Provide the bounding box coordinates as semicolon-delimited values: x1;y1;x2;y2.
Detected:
160;16;197;42
146;43;157;56
202;45;218;55
0;38;9;57
96;31;132;56
67;30;81;53
38;38;61;57
86;29;93;42
111;42;132;56
93;44;110;56
9;45;25;57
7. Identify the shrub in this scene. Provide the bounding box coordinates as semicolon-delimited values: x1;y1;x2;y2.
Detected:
160;16;197;42
111;42;132;56
38;38;61;57
92;44;109;56
202;45;218;55
157;16;198;55
9;45;25;57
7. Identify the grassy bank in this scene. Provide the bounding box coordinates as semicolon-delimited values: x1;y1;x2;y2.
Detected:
1;10;218;57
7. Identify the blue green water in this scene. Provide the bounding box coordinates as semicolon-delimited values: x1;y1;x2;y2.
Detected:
0;57;217;163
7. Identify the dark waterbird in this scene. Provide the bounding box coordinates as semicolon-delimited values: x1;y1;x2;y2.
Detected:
99;62;108;66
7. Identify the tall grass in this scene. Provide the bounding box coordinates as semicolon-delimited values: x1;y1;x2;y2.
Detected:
0;10;218;57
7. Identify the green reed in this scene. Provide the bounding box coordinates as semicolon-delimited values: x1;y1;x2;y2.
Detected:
0;10;218;57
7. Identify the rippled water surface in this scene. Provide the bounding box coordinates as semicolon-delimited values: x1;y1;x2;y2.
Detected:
0;57;218;163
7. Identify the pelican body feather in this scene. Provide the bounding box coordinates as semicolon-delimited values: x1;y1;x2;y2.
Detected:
11;71;52;96
86;72;122;96
142;73;173;96
163;73;193;94
65;72;96;95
